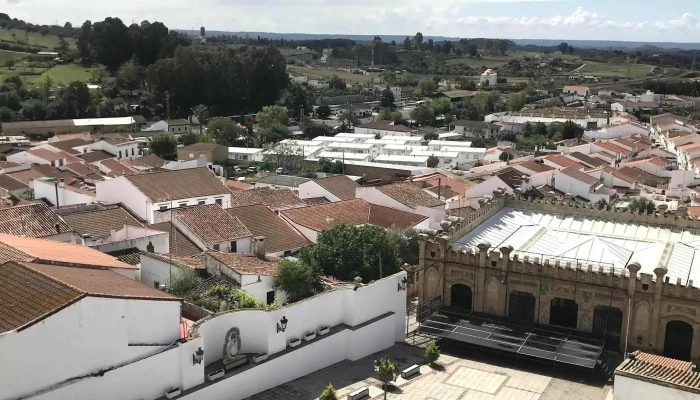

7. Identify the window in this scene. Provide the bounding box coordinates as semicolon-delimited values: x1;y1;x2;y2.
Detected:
266;291;275;305
118;150;122;158
213;244;220;251
198;200;205;205
231;241;237;253
284;250;292;256
241;155;248;160
159;205;168;211
189;153;194;159
146;241;154;252
153;281;160;289
215;198;222;206
179;202;187;208
131;148;135;156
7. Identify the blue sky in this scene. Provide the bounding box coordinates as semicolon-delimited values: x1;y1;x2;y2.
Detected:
6;0;700;42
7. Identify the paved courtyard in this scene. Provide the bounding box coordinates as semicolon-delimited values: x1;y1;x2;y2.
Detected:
246;342;611;400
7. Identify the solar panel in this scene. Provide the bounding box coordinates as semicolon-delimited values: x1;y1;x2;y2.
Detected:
418;307;604;370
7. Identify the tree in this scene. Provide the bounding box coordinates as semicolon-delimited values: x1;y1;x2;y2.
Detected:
468;44;478;57
319;384;339;400
168;268;203;296
471;137;486;148
4;59;15;70
561;120;583;140
414;32;424;50
207;285;266;310
543;97;563;108
415;78;437;96
328;75;346;91
425;341;440;366
534;122;548;136
377;108;401;123
499;152;514;162
38;75;54;101
316;105;331;119
117;60;146;95
302;121;332;139
300;224;401;283
208;117;244;146
426;39;434;52
628;198;656;215
423;131;439;141
410;105;434;126
316;157;344;174
403;36;412;50
430;97;452;116
387;228;421;266
274;259;322;302
264;141;304;170
380;89;395;109
192;104;209;135
89;65;110;84
180;132;213;146
376;357;397;400
427;155;439;168
149;134;177;160
256;105;289;129
522;122;534;137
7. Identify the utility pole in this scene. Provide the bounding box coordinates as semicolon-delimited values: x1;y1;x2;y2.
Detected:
165;90;171;121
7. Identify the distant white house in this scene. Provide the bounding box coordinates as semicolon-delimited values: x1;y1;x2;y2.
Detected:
480;69;498;86
562;86;590;97
228;147;264;162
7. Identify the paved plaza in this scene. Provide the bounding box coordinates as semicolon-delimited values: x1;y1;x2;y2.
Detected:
247;342;611;400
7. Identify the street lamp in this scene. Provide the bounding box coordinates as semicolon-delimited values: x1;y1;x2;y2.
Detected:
277;316;288;333
192;347;204;365
373;359;379;372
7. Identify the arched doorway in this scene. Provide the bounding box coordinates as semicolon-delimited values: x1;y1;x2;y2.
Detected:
451;284;472;311
592;306;623;351
509;291;536;322
664;320;694;361
550;297;578;329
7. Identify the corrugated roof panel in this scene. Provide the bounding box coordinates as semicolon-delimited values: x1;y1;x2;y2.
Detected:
666;243;694;285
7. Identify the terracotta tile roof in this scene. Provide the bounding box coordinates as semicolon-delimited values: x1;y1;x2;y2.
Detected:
0;203;70;238
227;205;310;254
678;142;700;151
172;204;251;244
93;133;133;145
604;167;636;184
596;141;631;156
78;150;115;163
180;143;225;152
28;148;64;162
688;206;700;219
140;251;206;270
567;152;608;168
515;161;555;174
617;166;666;186
136;155;167;168
546;154;585;169
225;180;253;191
7;165;79;186
60;204;143;240
376;182;445;208
105;248;142;265
0;261;82;333
148;222;202;257
0;161;20;169
281;198;428;232
119;158;152;170
0;174;28;192
356;120;413;133
0;234;135;269
559;167;600;186
125;167;229;202
64;162;102;178
495;167;528;189
531;184;565;199
448;206;478;218
616;352;700;392
48;138;92;155
649;157;669;167
187;275;239;297
101;158;137;176
206;252;280;276
313;175;360;200
304;197;330;205
229;188;306;209
563;85;589;91
411;171;476;195
427;185;458;199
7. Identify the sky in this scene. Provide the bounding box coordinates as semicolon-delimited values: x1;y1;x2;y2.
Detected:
5;0;700;43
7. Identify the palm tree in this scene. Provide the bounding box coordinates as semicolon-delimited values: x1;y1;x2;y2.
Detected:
191;104;209;135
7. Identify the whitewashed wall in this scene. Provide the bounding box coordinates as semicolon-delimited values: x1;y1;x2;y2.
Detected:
614;374;697;400
34;179;96;207
297;181;341;202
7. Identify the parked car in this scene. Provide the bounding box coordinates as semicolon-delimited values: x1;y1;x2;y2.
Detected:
233;166;243;173
246;166;258;174
275;167;288;175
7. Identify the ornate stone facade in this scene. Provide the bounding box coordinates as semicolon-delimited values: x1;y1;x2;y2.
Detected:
418;193;700;361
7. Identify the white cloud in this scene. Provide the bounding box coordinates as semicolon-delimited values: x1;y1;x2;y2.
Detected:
4;2;700;42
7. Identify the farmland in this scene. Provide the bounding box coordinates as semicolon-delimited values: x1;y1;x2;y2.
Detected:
572;61;657;78
287;64;373;84
0;27;75;51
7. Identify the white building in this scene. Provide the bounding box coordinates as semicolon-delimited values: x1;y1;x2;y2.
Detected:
562;85;590;97
480;69;498;86
325;142;380;159
614;351;700;400
8;148;68;167
228;147;264;162
95;167;232;223
373;154;429;167
611;101;659;113
427;140;472;150
315;151;372;162
297;175;360;202
410;149;462;169
356;182;446;229
87;138;140;159
583;121;650;141
353;120;416;137
381;144;427;156
33;177;96;207
554;167;615;203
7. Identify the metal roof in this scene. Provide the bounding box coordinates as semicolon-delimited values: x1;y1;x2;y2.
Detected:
453;208;700;286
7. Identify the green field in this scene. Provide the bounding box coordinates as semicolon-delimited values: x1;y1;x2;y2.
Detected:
444;50;580;69
0;63;103;86
573;62;656;78
287;64;373;84
0;28;75;50
0;49;31;62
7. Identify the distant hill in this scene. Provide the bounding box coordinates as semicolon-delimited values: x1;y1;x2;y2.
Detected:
181;30;700;50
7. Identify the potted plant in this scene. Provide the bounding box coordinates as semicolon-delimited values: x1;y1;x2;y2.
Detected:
425;341;441;367
288;337;301;348
253;352;268;363
304;331;316;341
165;387;181;399
207;369;225;381
318;325;330;336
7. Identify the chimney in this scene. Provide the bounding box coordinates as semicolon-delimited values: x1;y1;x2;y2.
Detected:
55;223;61;234
252;236;266;259
58;178;65;188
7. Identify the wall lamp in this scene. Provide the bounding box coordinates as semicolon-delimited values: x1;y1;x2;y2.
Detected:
277;316;288;333
192;347;204;365
397;276;408;292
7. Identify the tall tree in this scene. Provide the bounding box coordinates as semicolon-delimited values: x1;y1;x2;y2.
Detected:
380;89;395;109
149;134;177;160
403;36;412;50
208;117;243;146
191;104;209;135
414;32;424;50
376;357;397;400
274;259;322;302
